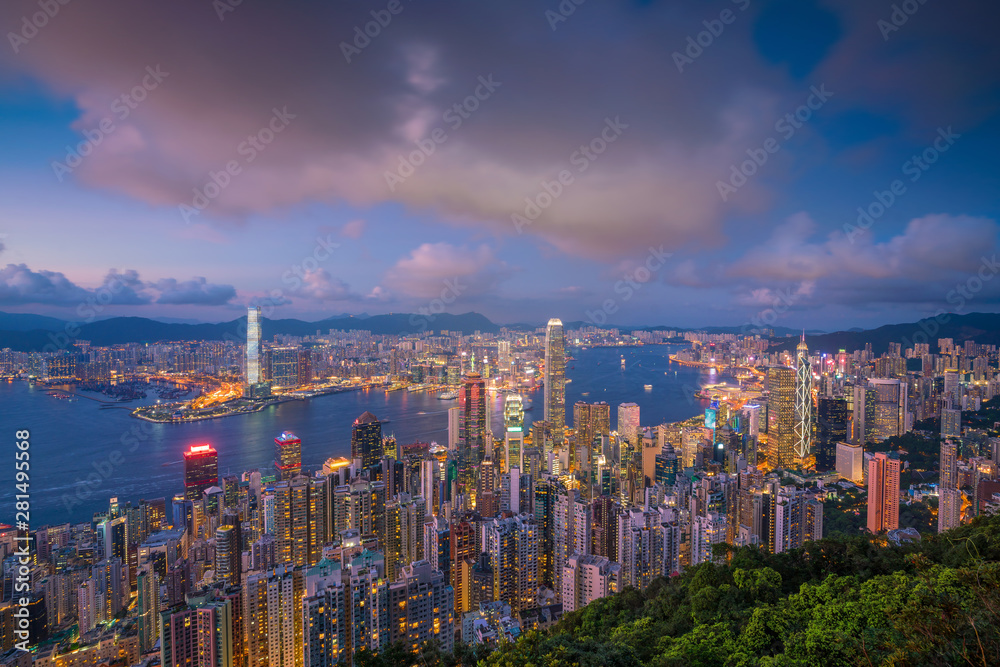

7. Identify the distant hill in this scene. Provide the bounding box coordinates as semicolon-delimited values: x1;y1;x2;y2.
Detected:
771;312;1000;355
0;312;69;332
0;312;502;351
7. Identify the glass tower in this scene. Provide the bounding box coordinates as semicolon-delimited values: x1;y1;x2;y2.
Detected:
544;318;566;446
246;306;261;385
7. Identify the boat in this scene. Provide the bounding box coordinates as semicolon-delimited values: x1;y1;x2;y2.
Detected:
437;391;458;400
582;392;590;397
644;384;653;391
522;398;533;410
621;355;626;370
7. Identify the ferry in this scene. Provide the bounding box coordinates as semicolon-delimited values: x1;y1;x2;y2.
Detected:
438;391;458;400
644;384;653;391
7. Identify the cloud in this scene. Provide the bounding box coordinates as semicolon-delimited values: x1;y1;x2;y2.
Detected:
0;264;238;308
5;0;960;259
382;243;514;300
154;277;237;305
340;219;366;239
0;264;96;306
293;269;359;302
722;213;1000;307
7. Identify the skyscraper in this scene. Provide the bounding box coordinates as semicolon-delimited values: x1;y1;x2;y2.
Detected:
816;396;849;472
184;444;218;501
274;431;302;481
766;367;795;470
544;319;566;446
866;452;900;533
159;591;234;667
938;440;961;533
459;373;488;495
214;524;241;586
352;412;383;470
868;378;908;441
504;394;525;472
794;336;812;465
247;305;261;385
617;403;640;449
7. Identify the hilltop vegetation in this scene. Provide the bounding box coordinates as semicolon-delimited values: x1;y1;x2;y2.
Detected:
484;513;1000;667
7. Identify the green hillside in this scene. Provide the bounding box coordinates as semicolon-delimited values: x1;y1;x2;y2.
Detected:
486;514;1000;667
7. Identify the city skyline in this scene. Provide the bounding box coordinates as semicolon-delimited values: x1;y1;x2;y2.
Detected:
5;1;1000;664
1;2;999;330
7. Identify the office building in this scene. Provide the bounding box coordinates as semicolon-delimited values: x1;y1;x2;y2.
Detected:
352;412;383;470
816;397;849;472
274;431;302;481
504;394;525;472
184;444;219;501
247;306;261;385
617;403;641;449
767;366;795;470
544;319;566;445
794;335;812;464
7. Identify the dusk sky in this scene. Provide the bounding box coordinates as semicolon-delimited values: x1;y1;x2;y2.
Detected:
1;0;999;330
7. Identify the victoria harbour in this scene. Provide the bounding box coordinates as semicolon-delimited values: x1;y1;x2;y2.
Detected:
6;344;715;525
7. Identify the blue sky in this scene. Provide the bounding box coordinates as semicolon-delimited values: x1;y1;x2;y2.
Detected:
1;0;998;330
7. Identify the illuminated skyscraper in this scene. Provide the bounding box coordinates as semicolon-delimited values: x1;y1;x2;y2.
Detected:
247;306;261;385
214;525;240;586
544;319;566;446
351;411;382;471
183;444;218;501
794;335;812;465
573;401;610;477
941;408;961;439
868;379;908;441
866;452;900;533
938;440;961;533
766;367;795;470
816;397;848;472
274;431;302;481
504;394;525;472
617;403;640;449
459;373;488;494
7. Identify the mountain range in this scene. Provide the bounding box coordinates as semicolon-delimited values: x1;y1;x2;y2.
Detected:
0;310;997;353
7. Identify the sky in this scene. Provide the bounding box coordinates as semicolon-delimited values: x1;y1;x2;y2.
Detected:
1;0;999;331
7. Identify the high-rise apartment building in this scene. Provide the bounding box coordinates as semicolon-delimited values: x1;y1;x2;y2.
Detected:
160;591;234;667
504;394;525;472
867;452;900;533
484;514;539;612
562;554;620;613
